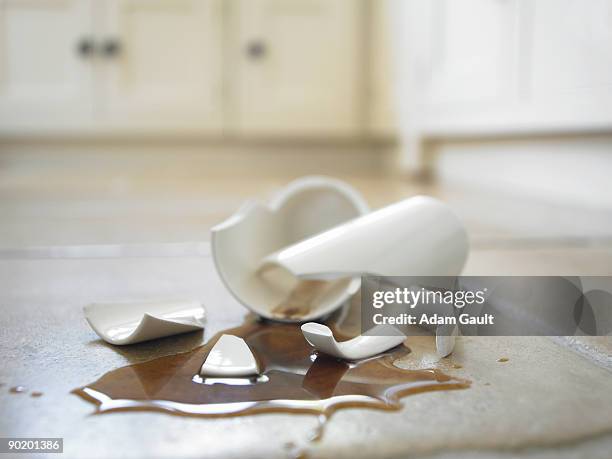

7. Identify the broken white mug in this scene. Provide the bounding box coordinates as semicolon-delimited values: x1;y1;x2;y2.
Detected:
261;196;468;355
211;176;369;322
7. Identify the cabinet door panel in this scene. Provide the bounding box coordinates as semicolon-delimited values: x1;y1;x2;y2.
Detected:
368;0;396;135
529;0;612;124
102;0;223;132
0;0;94;130
425;0;518;106
531;0;612;94
233;0;362;135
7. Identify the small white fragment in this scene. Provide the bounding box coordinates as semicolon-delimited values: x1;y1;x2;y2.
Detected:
435;324;459;357
200;334;260;377
301;323;406;361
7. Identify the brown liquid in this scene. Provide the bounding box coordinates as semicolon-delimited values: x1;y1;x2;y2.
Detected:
74;317;469;425
31;391;43;397
271;280;334;320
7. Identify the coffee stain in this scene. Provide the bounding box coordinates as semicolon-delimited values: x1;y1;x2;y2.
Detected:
498;357;509;363
30;391;43;397
271;280;335;320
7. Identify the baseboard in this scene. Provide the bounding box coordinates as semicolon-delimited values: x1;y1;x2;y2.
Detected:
428;135;612;211
0;140;400;182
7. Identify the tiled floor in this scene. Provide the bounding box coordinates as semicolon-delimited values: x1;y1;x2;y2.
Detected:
1;153;611;458
2;171;611;248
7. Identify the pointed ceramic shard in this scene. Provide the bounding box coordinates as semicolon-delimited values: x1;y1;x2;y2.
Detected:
200;334;260;377
301;323;406;361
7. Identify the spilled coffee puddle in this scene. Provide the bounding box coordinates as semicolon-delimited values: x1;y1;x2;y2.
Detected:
74;317;469;439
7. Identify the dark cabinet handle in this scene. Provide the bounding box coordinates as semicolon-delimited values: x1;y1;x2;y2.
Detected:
76;37;95;57
102;38;122;57
245;40;266;60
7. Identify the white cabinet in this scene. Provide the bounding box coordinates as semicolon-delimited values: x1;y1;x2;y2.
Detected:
0;0;223;134
367;0;396;135
0;0;372;137
529;0;612;126
397;0;612;139
425;0;518;106
232;0;362;135
0;0;94;130
100;0;223;131
531;0;612;96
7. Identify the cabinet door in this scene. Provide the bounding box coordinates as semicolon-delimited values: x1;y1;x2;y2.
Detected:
529;0;612;126
368;0;396;136
101;0;223;132
425;0;518;106
0;0;94;131
233;0;362;136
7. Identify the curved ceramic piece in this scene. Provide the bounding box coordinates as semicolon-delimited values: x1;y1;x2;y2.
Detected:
301;323;406;361
84;300;205;345
261;196;469;279
199;334;260;377
211;176;369;322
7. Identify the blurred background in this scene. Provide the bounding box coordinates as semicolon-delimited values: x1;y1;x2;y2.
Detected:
0;0;611;274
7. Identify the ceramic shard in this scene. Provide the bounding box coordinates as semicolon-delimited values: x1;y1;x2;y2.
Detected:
84;300;205;345
436;324;459;358
301;323;406;361
199;334;260;377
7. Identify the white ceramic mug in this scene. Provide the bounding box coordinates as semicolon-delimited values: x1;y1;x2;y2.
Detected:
214;180;469;322
258;195;468;321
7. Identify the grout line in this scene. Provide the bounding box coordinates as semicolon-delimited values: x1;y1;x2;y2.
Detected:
550;336;612;373
0;242;212;260
471;236;612;250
